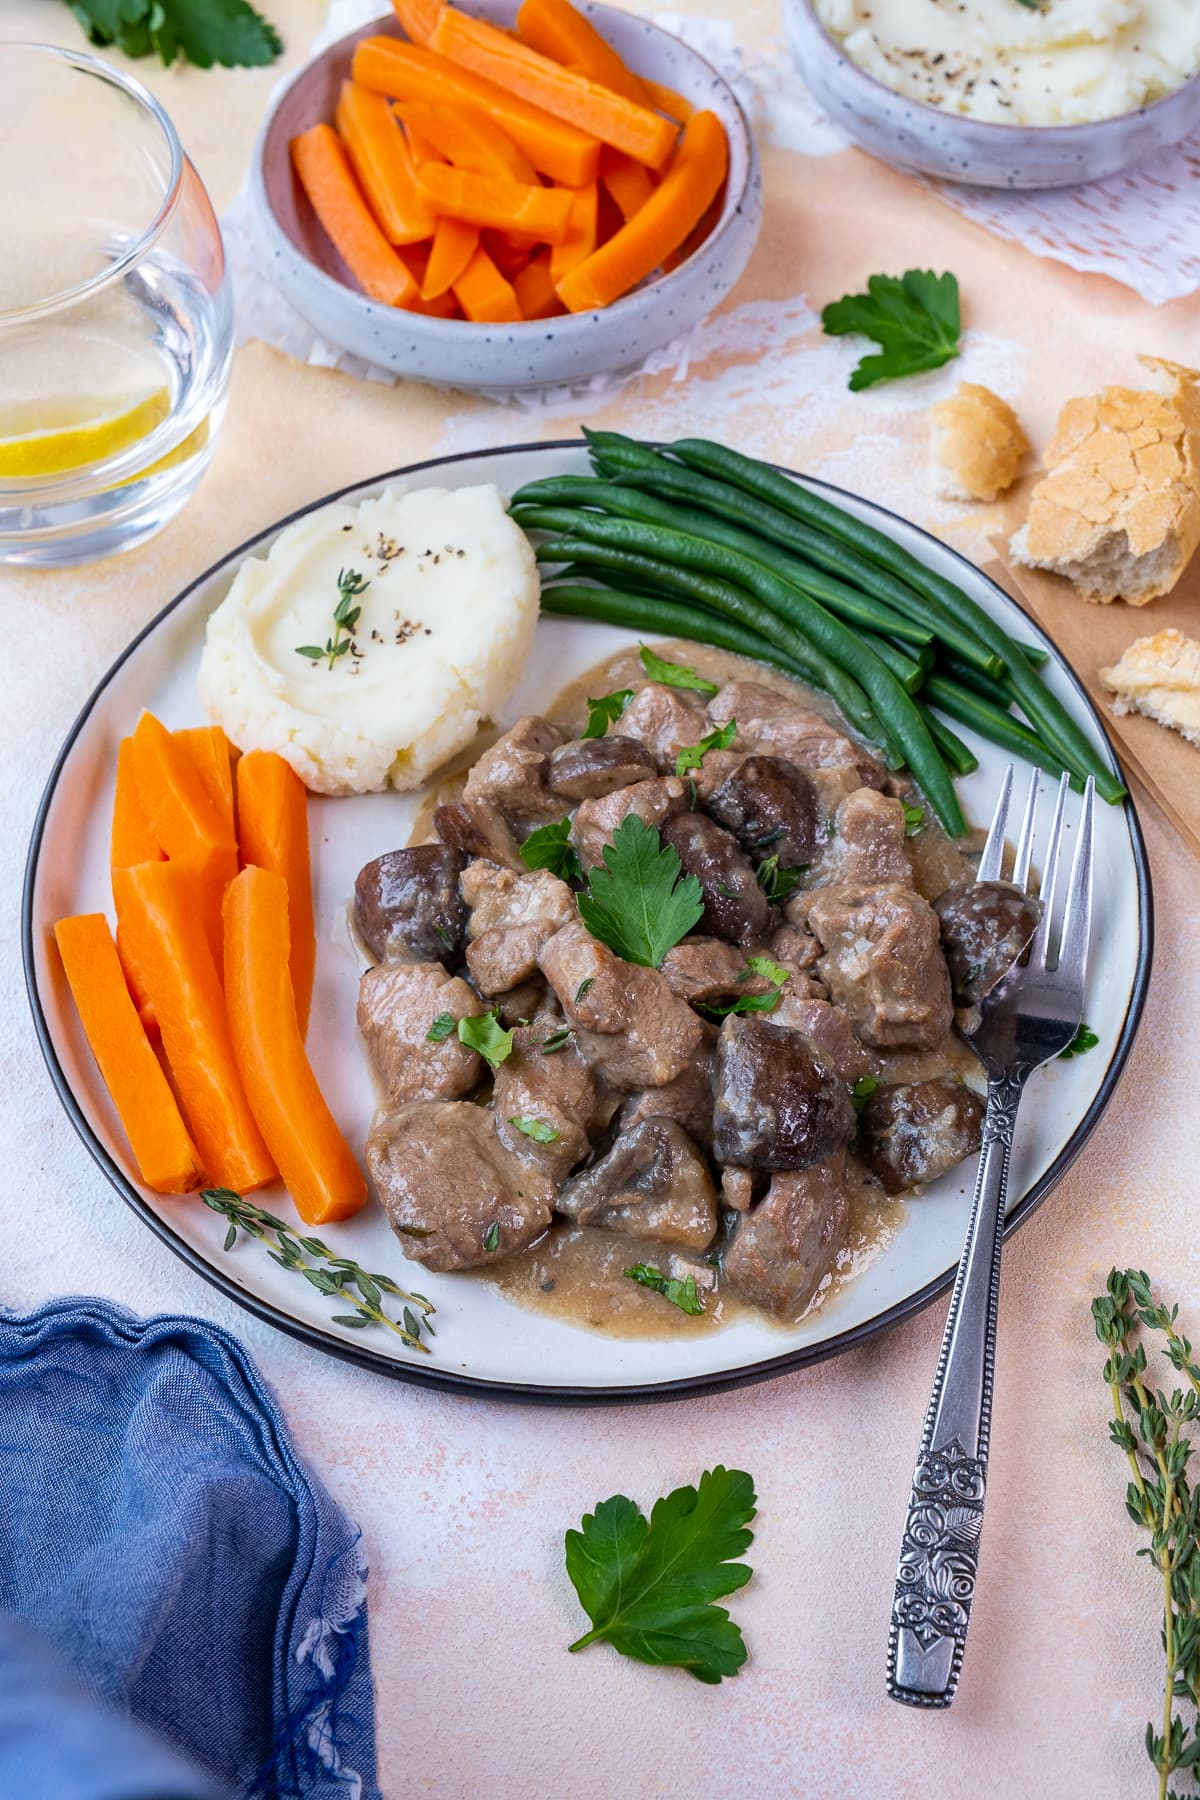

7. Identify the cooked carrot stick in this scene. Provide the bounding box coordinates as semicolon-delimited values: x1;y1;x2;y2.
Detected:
392;0;442;45
421;216;480;297
224;868;366;1227
557;109;727;312
516;0;654;110
112;862;276;1193
482;228;534;280
662;182;725;272
174;726;237;842
290;123;425;307
130;713;235;884
353;37;600;186
550;180;598;285
395;99;538;181
644;79;692;123
598;144;655;220
335;81;438;244
453;243;522;321
112;737;164;868
432;9;677;170
235;751;316;1037
416;161;573;240
513;251;565;319
54;913;203;1195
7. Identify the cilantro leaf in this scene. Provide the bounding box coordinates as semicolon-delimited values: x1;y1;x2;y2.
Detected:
675;718;736;776
458;1012;514;1067
624;1264;705;1314
639;644;719;695
822;270;962;391
520;816;583;883
756;854;805;903
1059;1021;1099;1059
69;0;283;66
582;688;633;739
565;1466;756;1683
426;1011;455;1043
576;814;703;968
509;1115;560;1144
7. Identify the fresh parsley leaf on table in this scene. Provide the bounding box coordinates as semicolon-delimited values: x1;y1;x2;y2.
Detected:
520;816;583;883
576;814;704;968
639;644;720;695
69;0;283;68
565;1466;757;1683
822;270;962;391
582;688;633;739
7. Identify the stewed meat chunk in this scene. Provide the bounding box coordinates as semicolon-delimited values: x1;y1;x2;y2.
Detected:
935;880;1040;1004
659;938;774;1005
620;682;712;770
462;715;564;827
707;681;886;787
620;1050;715;1149
707;755;822;870
538;920;704;1089
557;1118;718;1252
548;736;656;800
461;864;576;996
366;1101;554;1271
771;994;871;1080
571;775;688;870
492;1019;598;1182
357;962;483;1105
661;812;770;944
712;1013;855;1171
688;748;744;803
355;845;467;963
859;1077;984;1194
434;800;523;870
723;1151;850;1320
815;788;911;887
806;883;953;1051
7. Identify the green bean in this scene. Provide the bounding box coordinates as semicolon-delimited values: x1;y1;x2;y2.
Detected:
528;511;965;834
937;653;1017;709
540;583;825;683
513;474;935;649
919;706;979;777
864;634;925;694
668;436;1125;801
922;676;1082;789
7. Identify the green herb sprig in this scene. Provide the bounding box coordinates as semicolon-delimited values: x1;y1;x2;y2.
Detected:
576;813;703;968
521;816;583;883
757;854;805;904
639;644;719;696
675;718;736;777
202;1189;435;1353
1060;1021;1099;1059
624;1263;705;1314
68;0;282;68
295;568;370;670
582;688;633;738
822;269;962;391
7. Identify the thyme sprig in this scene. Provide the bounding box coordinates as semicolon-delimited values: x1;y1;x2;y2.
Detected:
203;1188;435;1354
295;567;370;670
1093;1269;1200;1798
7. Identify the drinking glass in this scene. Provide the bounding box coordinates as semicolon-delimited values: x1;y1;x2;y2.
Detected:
0;44;233;566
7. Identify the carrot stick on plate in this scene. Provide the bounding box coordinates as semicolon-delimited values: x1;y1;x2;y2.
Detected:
235;750;317;1039
598;145;656;220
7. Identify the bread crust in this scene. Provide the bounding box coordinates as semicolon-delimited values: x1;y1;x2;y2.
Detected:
1100;627;1200;748
929;383;1029;504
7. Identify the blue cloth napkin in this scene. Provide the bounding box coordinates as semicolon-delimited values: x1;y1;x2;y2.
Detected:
0;1297;380;1800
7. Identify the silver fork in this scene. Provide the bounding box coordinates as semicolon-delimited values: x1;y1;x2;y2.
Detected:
886;765;1096;1708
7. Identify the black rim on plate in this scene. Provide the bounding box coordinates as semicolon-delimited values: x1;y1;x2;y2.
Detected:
22;440;1155;1405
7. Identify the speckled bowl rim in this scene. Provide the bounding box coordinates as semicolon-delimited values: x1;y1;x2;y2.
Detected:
793;0;1200;144
251;6;758;339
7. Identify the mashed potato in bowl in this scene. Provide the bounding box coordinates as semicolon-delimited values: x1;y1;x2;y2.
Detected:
198;484;539;795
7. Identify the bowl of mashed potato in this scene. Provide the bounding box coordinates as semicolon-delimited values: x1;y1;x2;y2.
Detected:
785;0;1200;187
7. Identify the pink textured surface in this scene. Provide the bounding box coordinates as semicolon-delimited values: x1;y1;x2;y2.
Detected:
4;4;1200;1796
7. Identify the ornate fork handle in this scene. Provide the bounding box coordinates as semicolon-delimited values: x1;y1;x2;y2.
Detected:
886;1071;1025;1708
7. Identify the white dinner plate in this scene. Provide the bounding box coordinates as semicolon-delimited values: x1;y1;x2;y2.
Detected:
23;442;1153;1401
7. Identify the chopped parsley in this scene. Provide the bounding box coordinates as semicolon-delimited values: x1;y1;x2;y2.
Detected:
582;688;633;739
638;645;719;696
520;816;583;883
1059;1022;1099;1060
675;718;737;777
623;1263;705;1315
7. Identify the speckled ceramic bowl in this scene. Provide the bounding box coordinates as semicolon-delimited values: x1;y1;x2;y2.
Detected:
251;4;761;388
783;0;1200;189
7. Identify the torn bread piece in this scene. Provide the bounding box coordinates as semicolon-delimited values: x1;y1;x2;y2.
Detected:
930;383;1029;503
1010;356;1200;606
1100;628;1200;749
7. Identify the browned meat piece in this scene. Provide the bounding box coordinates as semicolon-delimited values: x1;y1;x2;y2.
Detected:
366;1100;554;1271
496;979;547;1025
720;1166;760;1212
462;716;563;826
661;812;770;944
434;800;523;870
492;1018;598;1180
357;962;483;1104
621;682;712;769
859;1077;984;1194
810;788;911;887
712;1013;856;1170
772;994;871;1079
620;1049;715;1148
354;845;466;964
723;1152;849;1320
770;921;822;974
557;1118;718;1251
707;754;822;870
659;938;773;1005
707;681;886;786
538;919;704;1089
689;748;744;802
461;864;577;996
548;736;656;800
572;775;688;869
806;884;953;1051
935;880;1039;1004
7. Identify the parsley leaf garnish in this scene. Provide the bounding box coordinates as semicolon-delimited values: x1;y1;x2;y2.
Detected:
851;1075;879;1112
624;1263;705;1313
675;718;736;776
582;688;633;738
700;954;789;1019
458;1013;514;1067
744;954;789;985
483;1221;500;1253
1059;1021;1099;1059
520;816;583;883
565;1466;756;1683
426;1011;455;1043
822;270;962;391
757;855;805;903
902;802;925;838
576;814;704;968
69;0;283;69
509;1115;560;1143
639;645;720;696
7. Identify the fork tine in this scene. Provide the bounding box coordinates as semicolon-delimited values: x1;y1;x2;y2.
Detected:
1011;769;1039;893
1054;776;1095;985
976;763;1013;883
1027;772;1071;969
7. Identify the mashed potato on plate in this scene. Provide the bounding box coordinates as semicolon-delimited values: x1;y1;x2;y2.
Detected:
198;484;539;795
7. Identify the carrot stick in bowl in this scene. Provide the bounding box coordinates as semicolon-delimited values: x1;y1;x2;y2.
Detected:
423;215;480;298
290;122;425;307
395;99;538;181
452;242;522;321
392;0;443;45
516;0;655;111
416;162;574;241
335;82;438;244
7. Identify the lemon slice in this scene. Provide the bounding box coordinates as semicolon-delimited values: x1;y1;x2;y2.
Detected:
0;387;172;479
